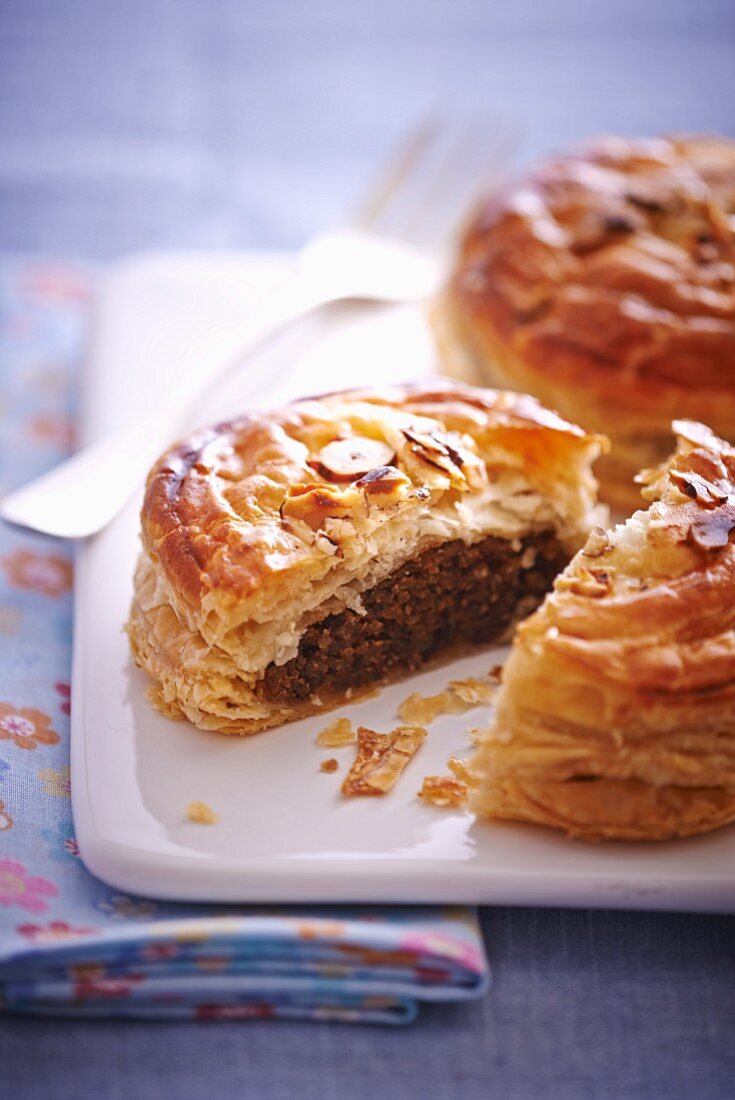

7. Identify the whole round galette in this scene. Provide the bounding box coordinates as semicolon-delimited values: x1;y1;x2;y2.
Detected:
436;134;735;510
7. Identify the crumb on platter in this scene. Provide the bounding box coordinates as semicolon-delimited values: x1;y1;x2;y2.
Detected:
186;800;219;825
316;717;356;747
342;725;427;796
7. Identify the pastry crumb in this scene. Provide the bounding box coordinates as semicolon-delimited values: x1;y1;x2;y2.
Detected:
186;801;219;825
316;717;356;747
342;725;427;796
447;756;476;785
418;775;468;808
398;691;461;725
320;757;339;773
448;677;496;706
398;675;496;724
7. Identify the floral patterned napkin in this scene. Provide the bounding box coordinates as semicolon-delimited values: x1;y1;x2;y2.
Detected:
0;259;489;1023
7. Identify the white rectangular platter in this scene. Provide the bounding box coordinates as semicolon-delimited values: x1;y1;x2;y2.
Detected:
72;251;735;911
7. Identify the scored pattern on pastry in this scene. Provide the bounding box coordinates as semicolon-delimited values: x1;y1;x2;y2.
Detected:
470;419;735;841
127;381;603;735
436;134;735;511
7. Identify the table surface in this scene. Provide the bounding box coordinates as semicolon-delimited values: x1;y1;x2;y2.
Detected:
1;1;734;1097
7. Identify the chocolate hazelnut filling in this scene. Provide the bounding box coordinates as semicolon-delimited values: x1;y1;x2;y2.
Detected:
260;531;568;705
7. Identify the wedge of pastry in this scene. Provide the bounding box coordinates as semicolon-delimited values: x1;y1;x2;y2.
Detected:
127;381;603;735
470;419;735;840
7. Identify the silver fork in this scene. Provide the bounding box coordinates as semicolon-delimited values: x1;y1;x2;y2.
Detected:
0;117;516;540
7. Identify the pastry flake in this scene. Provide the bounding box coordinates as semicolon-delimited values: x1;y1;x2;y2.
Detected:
398;690;467;725
448;677;497;707
341;725;427;797
419;776;468;808
316;718;356;747
447;756;477;785
398;676;496;724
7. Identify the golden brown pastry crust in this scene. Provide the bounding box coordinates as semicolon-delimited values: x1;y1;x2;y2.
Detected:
437;134;735;511
128;381;604;735
470;419;735;840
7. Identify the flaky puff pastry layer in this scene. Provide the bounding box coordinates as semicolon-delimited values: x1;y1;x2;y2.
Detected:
436;134;735;512
127;381;604;735
470;419;735;840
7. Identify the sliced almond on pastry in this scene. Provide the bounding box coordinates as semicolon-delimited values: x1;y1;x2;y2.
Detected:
312;436;395;482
